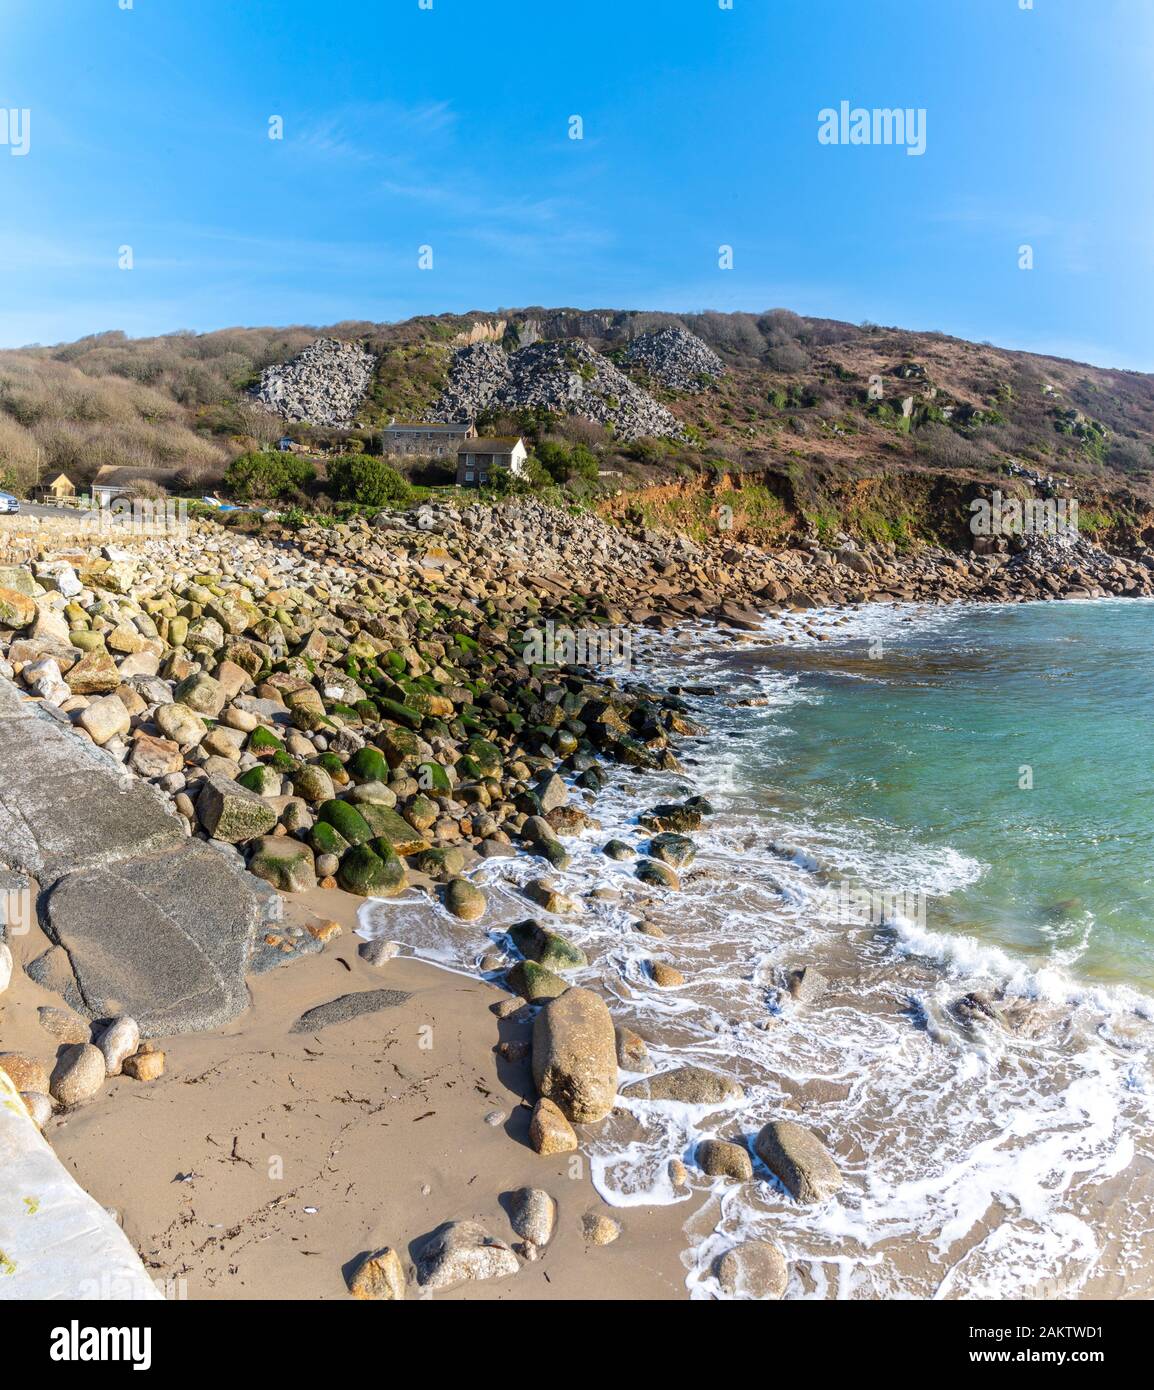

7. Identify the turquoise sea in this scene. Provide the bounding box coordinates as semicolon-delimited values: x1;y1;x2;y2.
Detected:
364;598;1154;1298
736;598;1154;992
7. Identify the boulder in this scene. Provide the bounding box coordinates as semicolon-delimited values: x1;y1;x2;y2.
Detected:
622;1065;743;1106
442;876;486;922
753;1120;844;1203
508;959;568;1002
197;774;278;843
507;919;587;971
533;772;569;813
49;1042;107;1106
697;1138;753;1181
506;1187;556;1248
95;1016;140;1075
648;832;696;868
174;672;225;717
787;966;827;1004
347;1246;406;1301
532;987;617;1123
65;649;120;695
415;1220;520;1290
248;836;318;893
614;1026;651;1072
129;732;184;778
636;858;680;890
0;1053;50;1094
648;960;685;987
0;586;36;629
154;701;207;748
77;695;131;747
521;878;583;916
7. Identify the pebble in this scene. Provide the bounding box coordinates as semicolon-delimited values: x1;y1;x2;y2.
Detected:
359;938;400;966
581;1211;621;1246
123;1047;166;1082
484;1109;507;1126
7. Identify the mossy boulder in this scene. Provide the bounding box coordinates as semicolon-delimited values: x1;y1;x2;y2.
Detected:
309;820;350;859
603;839;636;861
416;760;452;792
291;764;336;804
359;803;430;855
508;959;568;1002
238;764;282;797
464;737;502;777
507;920;587;971
248;725;285;757
248;836;317;893
347;746;389;784
409;846;466;881
318;798;372;847
337;841;408;897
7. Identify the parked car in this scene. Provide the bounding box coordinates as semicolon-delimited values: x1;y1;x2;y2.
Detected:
0;491;20;514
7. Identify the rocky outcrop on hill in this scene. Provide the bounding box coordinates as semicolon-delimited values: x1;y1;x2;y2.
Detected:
622;325;725;390
430;340;684;441
253;337;376;428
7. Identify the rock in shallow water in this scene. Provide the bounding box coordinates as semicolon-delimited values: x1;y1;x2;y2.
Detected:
532;987;618;1123
753;1119;843;1203
622;1064;743;1106
715;1240;788;1299
442;876;486;921
697;1138;753;1181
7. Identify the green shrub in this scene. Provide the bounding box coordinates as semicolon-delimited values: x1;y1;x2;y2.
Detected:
224;450;315;501
535;440;599;484
326;453;411;507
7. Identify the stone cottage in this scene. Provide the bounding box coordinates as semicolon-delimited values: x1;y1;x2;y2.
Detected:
382;420;476;458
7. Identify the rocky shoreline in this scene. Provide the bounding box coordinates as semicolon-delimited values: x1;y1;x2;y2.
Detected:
1;500;1151;1298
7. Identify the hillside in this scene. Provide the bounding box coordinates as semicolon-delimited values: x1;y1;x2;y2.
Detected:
2;308;1153;549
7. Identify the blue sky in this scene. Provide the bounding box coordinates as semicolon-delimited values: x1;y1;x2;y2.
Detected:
1;0;1152;368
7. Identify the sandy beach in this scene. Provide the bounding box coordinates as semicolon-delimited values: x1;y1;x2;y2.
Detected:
4;885;688;1300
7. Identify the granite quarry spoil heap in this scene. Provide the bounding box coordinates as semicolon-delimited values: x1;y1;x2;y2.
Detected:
253;336;377;428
